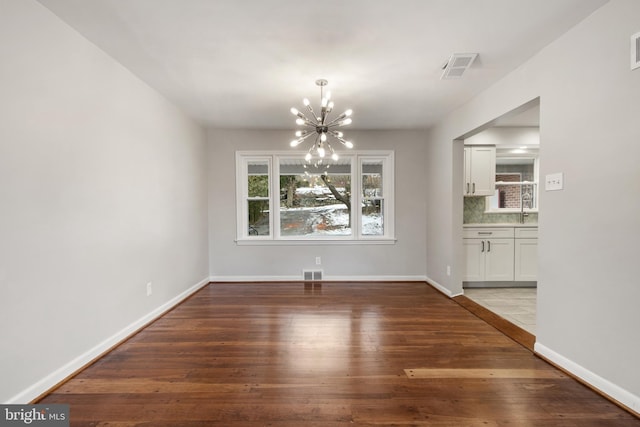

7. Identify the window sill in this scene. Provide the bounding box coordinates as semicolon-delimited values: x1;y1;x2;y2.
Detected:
484;209;539;214
235;238;397;246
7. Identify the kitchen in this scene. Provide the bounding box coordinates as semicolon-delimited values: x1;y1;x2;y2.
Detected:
462;102;539;335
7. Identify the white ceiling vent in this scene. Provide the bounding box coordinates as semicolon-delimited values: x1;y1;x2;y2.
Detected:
631;32;640;71
441;53;478;80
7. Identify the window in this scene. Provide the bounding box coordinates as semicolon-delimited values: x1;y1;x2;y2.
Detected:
236;151;394;243
486;154;539;212
239;157;272;239
361;158;385;236
279;157;352;237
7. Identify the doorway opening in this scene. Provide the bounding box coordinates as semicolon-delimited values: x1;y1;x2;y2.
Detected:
459;98;540;342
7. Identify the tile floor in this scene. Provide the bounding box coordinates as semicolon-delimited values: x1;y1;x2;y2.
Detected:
463;287;537;335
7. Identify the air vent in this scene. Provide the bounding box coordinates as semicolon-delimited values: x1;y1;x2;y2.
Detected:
631;32;640;71
303;270;323;281
441;53;478;80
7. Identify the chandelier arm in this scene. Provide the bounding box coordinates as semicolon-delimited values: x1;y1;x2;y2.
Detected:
320;108;328;126
333;136;352;147
305;104;317;119
299;118;319;127
325;121;343;128
325;114;348;126
326;141;334;153
296;131;316;143
294;110;313;123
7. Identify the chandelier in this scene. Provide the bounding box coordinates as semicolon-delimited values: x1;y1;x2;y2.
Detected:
289;79;353;163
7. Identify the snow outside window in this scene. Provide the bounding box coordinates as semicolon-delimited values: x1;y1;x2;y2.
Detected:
235;151;395;243
361;158;385;236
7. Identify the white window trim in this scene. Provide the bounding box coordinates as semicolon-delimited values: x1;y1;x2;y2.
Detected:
357;154;395;240
236;154;273;241
484;155;540;214
235;150;396;245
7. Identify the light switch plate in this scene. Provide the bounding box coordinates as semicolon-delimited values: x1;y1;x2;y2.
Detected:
545;172;564;191
632;31;640;70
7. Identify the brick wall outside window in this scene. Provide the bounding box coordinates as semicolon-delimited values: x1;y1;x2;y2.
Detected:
496;174;521;208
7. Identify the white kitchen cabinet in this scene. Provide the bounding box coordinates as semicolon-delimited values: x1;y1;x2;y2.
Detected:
463;227;514;281
464;146;496;196
463;239;485;281
485;239;516;281
515;227;538;281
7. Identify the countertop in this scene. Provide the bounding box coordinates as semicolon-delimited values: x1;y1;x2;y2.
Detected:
463;223;538;228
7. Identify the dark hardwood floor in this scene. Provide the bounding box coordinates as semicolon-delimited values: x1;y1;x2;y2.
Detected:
38;282;639;426
453;294;535;351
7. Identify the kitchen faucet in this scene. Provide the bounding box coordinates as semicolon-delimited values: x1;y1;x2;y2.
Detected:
520;186;532;223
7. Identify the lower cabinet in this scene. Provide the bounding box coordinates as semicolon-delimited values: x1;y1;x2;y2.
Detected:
463;227;515;282
485;239;516;281
515;238;538;281
463;239;485;281
464;226;538;283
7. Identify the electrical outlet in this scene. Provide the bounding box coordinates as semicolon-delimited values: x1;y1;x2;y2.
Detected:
446;265;451;276
146;282;152;296
315;256;321;265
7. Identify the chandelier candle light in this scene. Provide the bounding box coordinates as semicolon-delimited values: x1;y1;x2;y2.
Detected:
289;79;353;162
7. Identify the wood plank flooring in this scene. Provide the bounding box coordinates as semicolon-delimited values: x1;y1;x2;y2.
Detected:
38;282;639;426
453;294;536;351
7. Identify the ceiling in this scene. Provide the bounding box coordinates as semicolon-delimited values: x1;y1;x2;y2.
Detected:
36;0;607;130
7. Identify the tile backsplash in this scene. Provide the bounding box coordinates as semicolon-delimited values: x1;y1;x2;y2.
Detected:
464;196;538;224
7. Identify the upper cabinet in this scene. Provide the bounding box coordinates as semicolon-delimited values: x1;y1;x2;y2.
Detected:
463;146;496;196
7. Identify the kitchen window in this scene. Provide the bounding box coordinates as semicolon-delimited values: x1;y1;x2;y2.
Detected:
486;154;539;212
236;151;395;243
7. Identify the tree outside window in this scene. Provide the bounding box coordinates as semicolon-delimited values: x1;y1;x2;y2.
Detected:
236;151;394;242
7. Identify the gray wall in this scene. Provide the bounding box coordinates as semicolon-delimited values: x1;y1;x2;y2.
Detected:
3;0;637;412
207;129;427;281
426;0;640;410
0;1;209;402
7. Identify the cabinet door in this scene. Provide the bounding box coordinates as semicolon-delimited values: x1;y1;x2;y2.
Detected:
463;147;472;195
515;238;538;281
484;238;514;281
469;146;496;196
463;239;485;281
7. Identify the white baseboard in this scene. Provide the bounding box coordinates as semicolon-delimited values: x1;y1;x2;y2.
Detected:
7;277;210;404
424;276;460;297
323;275;428;282
209;275;428;283
210;275;299;282
535;342;640;415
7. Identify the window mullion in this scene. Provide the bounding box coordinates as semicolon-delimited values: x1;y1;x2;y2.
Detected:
384;153;394;238
354;154;363;239
272;155;281;239
347;154;357;240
